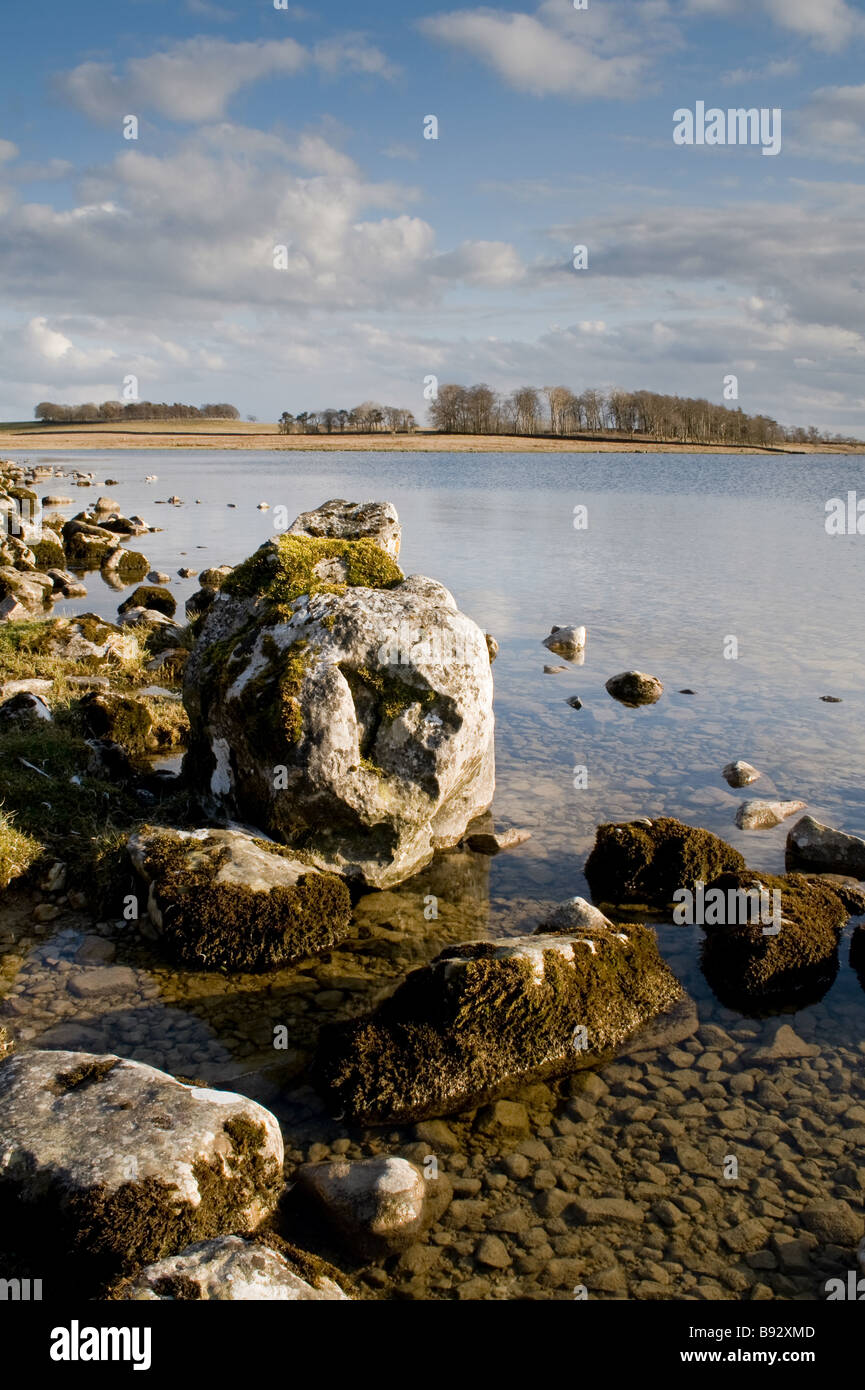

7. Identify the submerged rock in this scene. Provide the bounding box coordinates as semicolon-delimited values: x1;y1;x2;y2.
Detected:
786;815;865;877
464;826;531;855
113;1235;349;1301
543;625;586;659
289;498;401;559
723;760;761;788
699;870;849;1011
294;1156;436;1257
605;671;663;706
584;816;746;908
128;825;352;971
736;798;806;830
314;905;683;1123
183;511;495;889
0;1051;283;1278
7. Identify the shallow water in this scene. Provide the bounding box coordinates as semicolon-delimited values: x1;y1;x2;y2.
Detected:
4;448;865;1299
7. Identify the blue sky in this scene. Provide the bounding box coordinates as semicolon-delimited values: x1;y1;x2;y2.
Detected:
2;0;865;432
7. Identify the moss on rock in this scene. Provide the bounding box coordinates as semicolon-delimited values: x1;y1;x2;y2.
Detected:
223;534;403;611
119;585;176;619
700;869;848;1011
131;827;352;971
314;921;682;1123
31;533;66;570
585;816;747;909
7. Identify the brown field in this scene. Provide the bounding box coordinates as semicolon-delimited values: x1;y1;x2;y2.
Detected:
0;420;862;454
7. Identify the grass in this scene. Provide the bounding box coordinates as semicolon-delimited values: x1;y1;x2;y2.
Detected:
0;808;41;889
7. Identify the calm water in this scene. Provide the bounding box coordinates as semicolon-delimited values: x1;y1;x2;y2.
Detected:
7;447;865;1298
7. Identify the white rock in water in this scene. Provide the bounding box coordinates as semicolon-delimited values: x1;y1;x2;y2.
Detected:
543;625;587;658
289;498;401;558
184;518;495;890
786;815;865;877
0;1051;284;1273
118;1236;349;1301
296;1156;430;1256
537;896;618;933
736;799;806;830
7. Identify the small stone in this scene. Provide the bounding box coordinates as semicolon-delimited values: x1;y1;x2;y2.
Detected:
465;828;531;855
67;966;139;999
544;665;566;674
749;1024;820;1063
476;1234;511;1269
736;799;806;830
475;1100;530;1140
543;625;586;659
723;761;761;788
800;1200;863;1247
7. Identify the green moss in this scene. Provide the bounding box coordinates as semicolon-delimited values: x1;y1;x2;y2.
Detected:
119;585;176;618
31;536;66;569
53;1058;119;1093
114;551;149;582
138;831;352;971
315;923;681;1124
584;817;746;909
343;663;435;724
65;532;113;568
223;534;403;611
700;869;848;1012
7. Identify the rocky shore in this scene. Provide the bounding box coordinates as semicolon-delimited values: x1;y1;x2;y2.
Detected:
1;462;864;1301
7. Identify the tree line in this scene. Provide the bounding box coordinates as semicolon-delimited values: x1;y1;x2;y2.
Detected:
34;401;240;423
279;402;416;434
426;383;854;446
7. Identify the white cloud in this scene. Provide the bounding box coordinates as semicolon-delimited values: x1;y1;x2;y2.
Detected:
0;139;19;163
58;35;395;125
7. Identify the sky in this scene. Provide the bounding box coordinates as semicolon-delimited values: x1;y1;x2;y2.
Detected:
2;0;865;433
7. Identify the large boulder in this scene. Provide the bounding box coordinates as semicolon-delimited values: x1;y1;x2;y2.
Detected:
183;515;495;889
0;1051;283;1278
584;816;746;908
113;1235;348;1301
289;498;401;559
700;870;849;1011
786;815;865;877
127;825;352;970
314;902;683;1123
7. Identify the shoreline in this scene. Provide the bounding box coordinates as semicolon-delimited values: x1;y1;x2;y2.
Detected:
0;427;862;454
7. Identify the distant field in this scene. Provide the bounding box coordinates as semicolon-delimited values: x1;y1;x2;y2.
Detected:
0;420;862;453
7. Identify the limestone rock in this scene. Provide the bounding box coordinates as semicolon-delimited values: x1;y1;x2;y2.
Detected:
736;799;806;830
723;760;761;788
115;1235;348;1300
289;498;401;559
314;912;683;1123
295;1156;432;1256
128;825;352;970
585;816;746;908
0;1051;283;1276
183;514;495;889
543;625;586;659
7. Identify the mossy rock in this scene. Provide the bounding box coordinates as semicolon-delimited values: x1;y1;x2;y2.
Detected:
314;917;683;1123
0;1024;13;1062
222;533;403;610
119;585;176;619
31;532;66;570
584;816;747;909
128;826;352;971
113;550;149;582
78;691;157;757
65;531;114;568
700;870;848;1012
0;1051;284;1284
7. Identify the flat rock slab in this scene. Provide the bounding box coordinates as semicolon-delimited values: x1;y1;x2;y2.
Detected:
296;1156;433;1256
736;799;806;830
0;1050;284;1277
67;966;139;999
116;1236;348;1301
748;1023;820;1063
128;825;351;971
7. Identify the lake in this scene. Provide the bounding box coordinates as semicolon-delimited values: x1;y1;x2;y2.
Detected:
9;446;865;1300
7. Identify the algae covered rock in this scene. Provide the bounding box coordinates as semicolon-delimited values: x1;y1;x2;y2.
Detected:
0;1051;284;1278
584;816;746;908
119;584;176;619
289;498;401;559
699;870;849;1011
38;613;140;667
128;825;352;970
605;671;663;706
314;907;683;1123
113;1235;349;1301
183;510;495;889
